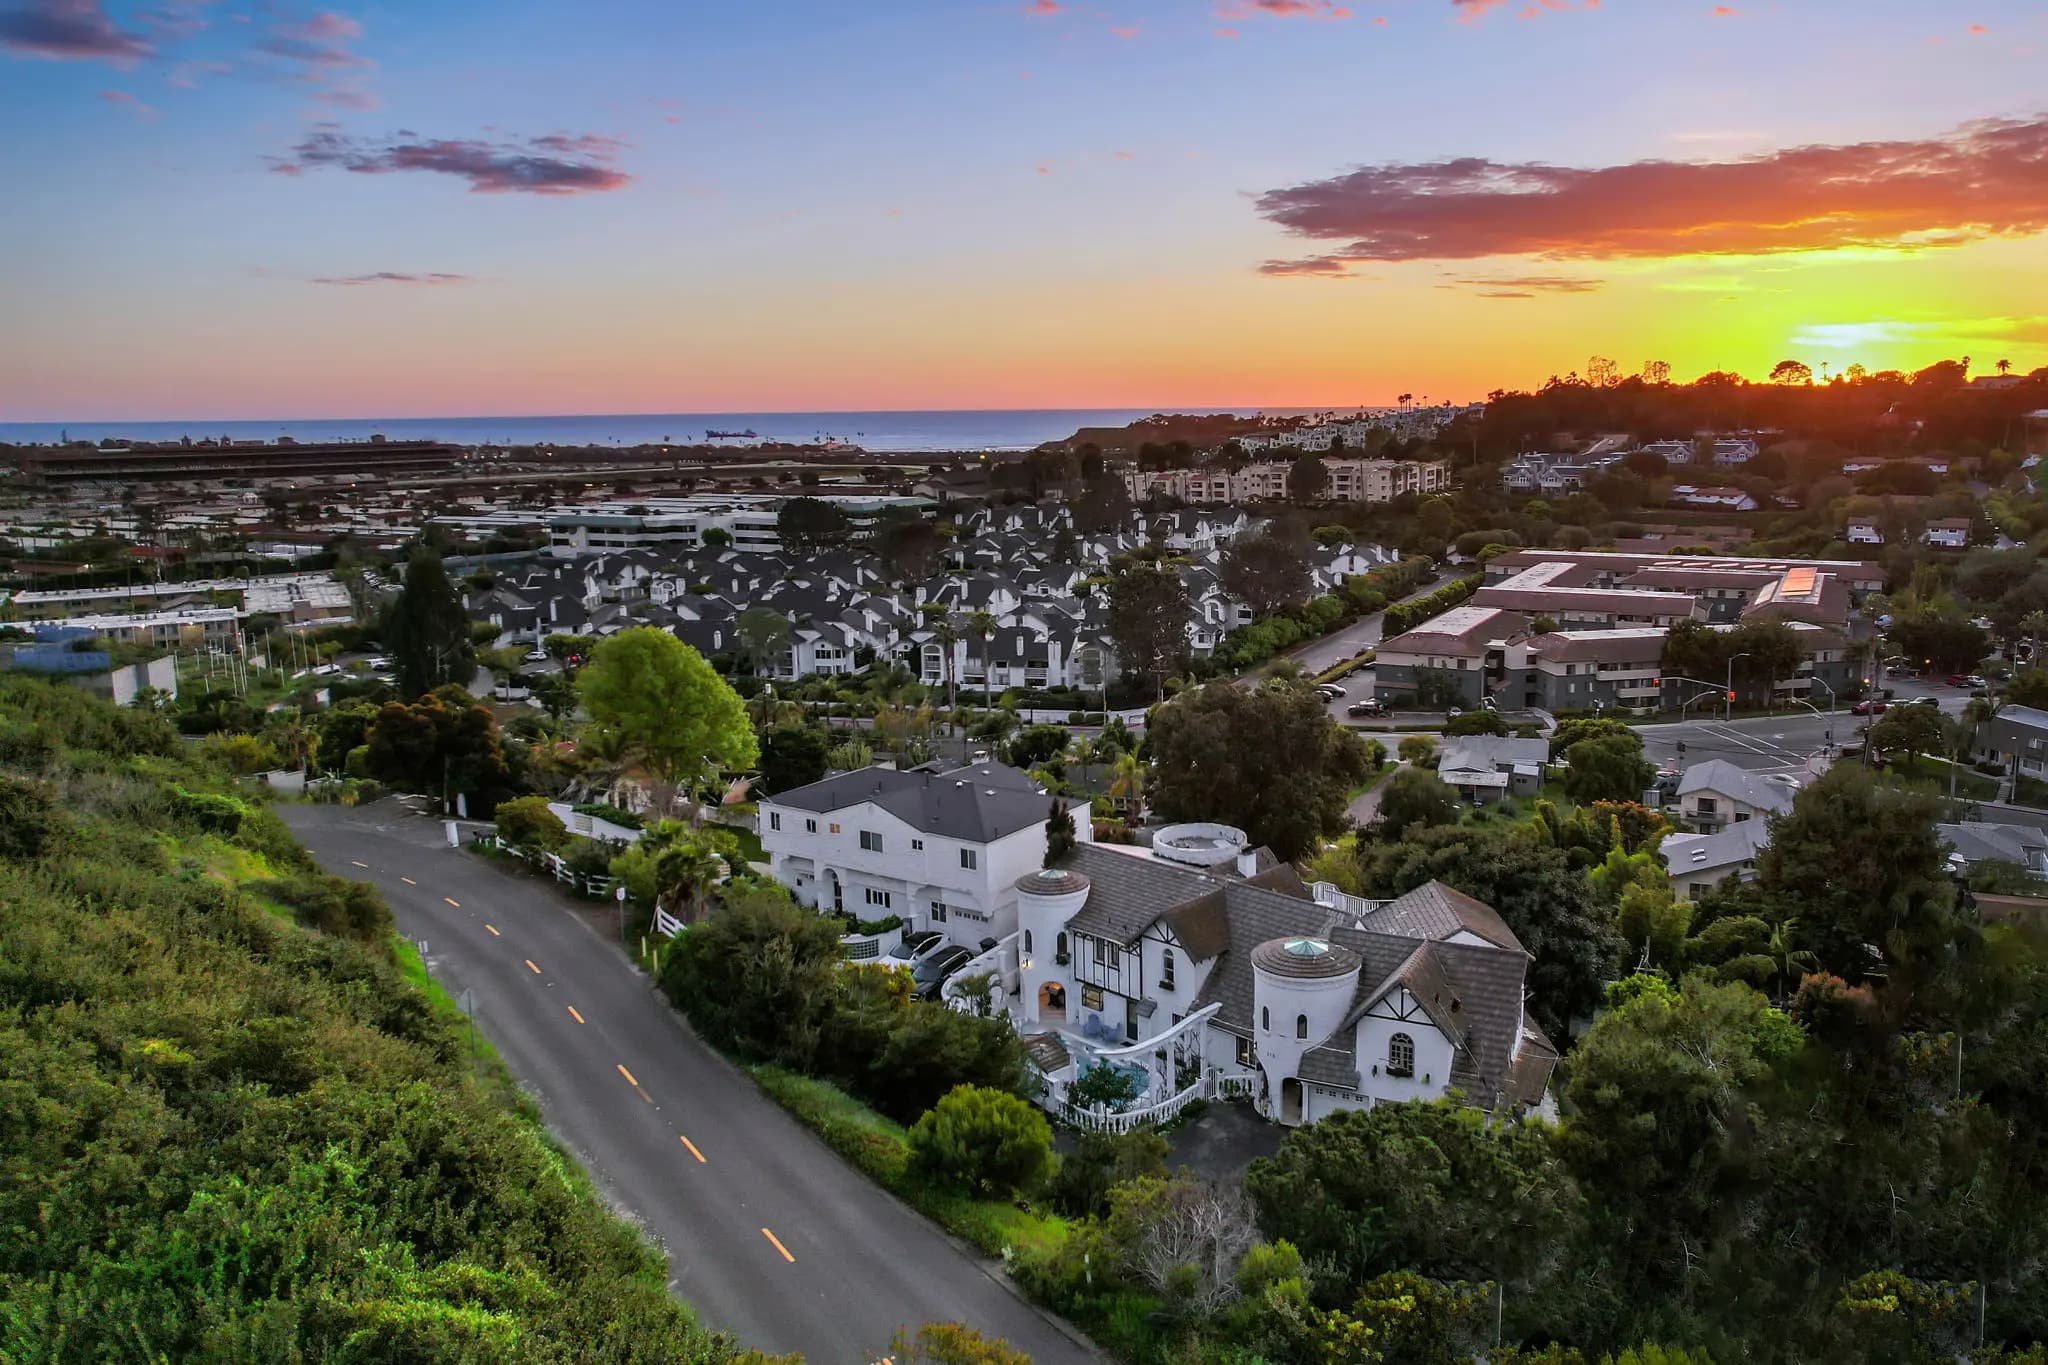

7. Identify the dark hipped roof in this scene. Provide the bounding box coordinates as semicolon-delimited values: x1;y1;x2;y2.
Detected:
764;761;1067;843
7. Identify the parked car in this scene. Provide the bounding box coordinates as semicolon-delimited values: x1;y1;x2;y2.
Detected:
1446;707;1464;719
1315;684;1345;701
1961;675;1989;690
1348;698;1386;717
911;945;975;1000
1850;698;1888;716
883;930;945;967
1908;696;1941;708
524;648;549;662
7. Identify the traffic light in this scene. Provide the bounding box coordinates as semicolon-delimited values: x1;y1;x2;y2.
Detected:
1726;690;1737;702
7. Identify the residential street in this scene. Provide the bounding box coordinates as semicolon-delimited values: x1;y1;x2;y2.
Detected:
1288;567;1460;678
281;803;1098;1365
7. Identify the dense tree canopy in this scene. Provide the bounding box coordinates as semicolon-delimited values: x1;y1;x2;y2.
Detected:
1106;565;1192;701
578;627;758;791
1146;681;1373;860
1355;823;1623;1037
384;548;476;698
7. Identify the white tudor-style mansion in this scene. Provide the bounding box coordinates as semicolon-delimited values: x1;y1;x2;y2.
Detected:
760;761;1093;942
1015;825;1557;1128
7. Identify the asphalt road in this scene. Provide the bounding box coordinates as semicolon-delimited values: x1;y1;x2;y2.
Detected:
281;803;1098;1365
1634;684;1977;774
1287;568;1460;678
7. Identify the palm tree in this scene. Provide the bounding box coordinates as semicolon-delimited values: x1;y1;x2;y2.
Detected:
1106;751;1145;820
932;619;960;732
573;724;637;801
968;609;998;712
648;826;736;925
1765;916;1819;1003
1997;358;2013;377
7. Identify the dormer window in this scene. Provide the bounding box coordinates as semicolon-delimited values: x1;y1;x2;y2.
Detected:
1388;1032;1415;1078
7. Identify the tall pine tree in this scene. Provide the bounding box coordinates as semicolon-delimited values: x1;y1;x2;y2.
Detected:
385;549;475;698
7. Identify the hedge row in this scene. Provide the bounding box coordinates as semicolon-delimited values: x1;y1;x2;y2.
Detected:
1217;556;1436;671
1381;574;1483;638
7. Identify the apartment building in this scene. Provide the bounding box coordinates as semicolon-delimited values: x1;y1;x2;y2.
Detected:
1122;459;1449;506
1378;549;1869;714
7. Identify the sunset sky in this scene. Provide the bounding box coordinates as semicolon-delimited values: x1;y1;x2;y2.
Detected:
3;0;2045;420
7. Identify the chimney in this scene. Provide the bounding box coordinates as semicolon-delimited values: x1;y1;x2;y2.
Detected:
1235;847;1259;878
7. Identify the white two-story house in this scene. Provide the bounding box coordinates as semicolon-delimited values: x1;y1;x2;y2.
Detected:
1015;825;1556;1128
760;761;1093;941
1675;760;1799;833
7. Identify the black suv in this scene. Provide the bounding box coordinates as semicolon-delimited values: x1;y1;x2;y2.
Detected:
911;945;975;1000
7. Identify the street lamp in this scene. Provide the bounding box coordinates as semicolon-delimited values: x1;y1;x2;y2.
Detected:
615;882;628;947
1725;652;1750;724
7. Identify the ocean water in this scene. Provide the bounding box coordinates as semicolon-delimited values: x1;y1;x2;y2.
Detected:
0;407;1315;454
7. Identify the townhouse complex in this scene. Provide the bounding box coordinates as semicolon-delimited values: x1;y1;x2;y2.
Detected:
1374;548;1879;714
1123;457;1450;506
467;503;1402;689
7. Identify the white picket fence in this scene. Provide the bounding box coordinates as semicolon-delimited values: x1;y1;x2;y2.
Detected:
1052;1076;1208;1133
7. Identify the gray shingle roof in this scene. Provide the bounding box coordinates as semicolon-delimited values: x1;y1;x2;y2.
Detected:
1675;759;1797;814
764;761;1066;843
1063;844;1220;945
1299;1043;1360;1090
1356;881;1525;954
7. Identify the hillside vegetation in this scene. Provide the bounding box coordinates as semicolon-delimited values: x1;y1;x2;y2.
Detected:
0;676;769;1363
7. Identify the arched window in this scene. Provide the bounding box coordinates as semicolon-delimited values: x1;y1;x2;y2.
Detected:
1295;1014;1308;1040
1055;932;1068;962
1022;930;1033;954
1388;1032;1415;1078
1261;1006;1270;1032
1160;948;1176;991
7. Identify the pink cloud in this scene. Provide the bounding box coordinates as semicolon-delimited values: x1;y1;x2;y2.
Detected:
1255;113;2048;269
98;86;157;118
1216;0;1351;20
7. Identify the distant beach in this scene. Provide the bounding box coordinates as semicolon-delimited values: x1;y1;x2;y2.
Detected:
0;406;1402;454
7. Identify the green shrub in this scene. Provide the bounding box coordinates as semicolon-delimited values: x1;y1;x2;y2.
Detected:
495;795;569;850
907;1084;1055;1198
252;872;395;944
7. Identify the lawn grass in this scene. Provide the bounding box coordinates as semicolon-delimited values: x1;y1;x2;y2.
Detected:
1879;754;1999;802
715;822;766;865
2012;775;2048;810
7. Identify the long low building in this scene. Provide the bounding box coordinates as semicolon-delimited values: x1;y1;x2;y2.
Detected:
15;439;463;485
1378;548;1871;714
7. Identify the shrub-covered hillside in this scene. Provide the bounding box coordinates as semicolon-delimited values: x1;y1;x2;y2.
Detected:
0;677;768;1363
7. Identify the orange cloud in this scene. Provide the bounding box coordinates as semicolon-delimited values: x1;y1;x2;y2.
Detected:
1255;113;2048;269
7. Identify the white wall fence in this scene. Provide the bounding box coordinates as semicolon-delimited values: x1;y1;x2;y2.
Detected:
943;933;1020;1015
469;831;623;900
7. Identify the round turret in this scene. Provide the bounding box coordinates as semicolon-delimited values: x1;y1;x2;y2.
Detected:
1016;867;1091;1027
